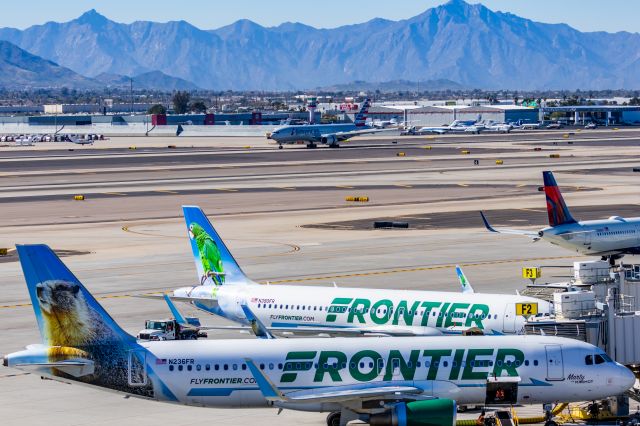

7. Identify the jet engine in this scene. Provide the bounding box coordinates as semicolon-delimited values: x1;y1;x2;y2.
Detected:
321;135;337;145
369;399;456;426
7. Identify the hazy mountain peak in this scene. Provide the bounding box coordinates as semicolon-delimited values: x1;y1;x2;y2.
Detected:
74;9;109;25
0;2;638;90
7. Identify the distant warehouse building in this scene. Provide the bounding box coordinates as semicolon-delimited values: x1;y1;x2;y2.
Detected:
541;105;640;125
354;104;538;127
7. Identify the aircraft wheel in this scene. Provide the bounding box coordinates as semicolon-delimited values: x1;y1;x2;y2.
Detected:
330;144;340;148
326;412;341;426
278;145;283;150
544;421;558;426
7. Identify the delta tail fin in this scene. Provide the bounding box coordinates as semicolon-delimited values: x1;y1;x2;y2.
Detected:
183;205;252;286
543;171;576;227
16;244;133;347
354;98;371;127
455;265;474;294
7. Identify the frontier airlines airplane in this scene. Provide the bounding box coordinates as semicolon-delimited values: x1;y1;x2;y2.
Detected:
167;206;550;337
4;245;635;426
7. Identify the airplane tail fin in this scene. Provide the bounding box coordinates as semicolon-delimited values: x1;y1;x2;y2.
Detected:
9;245;177;400
16;244;134;347
455;265;474;294
354;98;371;127
183;206;252;286
543;171;576;227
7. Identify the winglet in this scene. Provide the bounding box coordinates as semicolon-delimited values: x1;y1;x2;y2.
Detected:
241;304;275;339
480;211;498;233
164;294;188;326
244;358;286;401
455;265;474;294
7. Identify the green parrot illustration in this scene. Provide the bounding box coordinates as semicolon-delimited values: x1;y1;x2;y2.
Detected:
189;222;225;285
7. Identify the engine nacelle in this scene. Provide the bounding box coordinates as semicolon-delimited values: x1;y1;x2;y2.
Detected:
369;399;457;426
321;135;337;145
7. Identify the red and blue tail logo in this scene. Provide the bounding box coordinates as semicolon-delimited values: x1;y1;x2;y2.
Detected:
354;99;371;127
543;171;576;227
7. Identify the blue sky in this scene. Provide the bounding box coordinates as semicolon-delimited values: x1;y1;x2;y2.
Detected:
1;0;637;33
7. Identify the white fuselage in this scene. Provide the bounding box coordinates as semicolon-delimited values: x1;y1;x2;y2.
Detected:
269;123;361;144
175;284;551;335
542;217;640;256
135;335;632;409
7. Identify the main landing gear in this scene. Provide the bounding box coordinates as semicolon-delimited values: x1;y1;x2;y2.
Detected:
306;143;317;149
602;255;623;266
329;143;340;148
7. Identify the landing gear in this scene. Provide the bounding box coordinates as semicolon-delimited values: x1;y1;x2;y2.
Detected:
326;411;341;426
278;144;283;150
329;143;340;149
306;143;317;149
602;255;623;266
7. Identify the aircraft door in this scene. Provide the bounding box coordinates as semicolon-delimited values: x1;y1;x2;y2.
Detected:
503;304;516;333
544;345;564;381
128;349;148;386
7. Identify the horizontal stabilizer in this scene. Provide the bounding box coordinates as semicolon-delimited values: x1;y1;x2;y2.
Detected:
16;359;95;377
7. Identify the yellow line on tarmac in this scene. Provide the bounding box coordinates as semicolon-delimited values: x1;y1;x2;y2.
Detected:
104;192;127;196
155;190;179;194
277;186;296;190
0;255;579;309
214;188;238;192
263;255;578;284
336;185;354;189
394;184;413;188
457;183;469;187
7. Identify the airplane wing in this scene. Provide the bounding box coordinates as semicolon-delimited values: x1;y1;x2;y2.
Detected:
480;212;541;240
455;265;474;294
245;358;422;403
323;128;390;141
135;294;220;309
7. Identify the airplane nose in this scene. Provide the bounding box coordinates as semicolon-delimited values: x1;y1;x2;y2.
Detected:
616;365;636;393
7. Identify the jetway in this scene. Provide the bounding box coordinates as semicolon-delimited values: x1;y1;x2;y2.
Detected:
523;261;640;366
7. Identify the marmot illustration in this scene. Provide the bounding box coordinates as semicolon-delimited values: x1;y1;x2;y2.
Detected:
36;279;117;347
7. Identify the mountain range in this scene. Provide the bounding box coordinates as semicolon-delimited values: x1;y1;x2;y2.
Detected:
0;0;639;90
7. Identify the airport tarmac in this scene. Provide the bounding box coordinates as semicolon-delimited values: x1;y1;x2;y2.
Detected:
1;130;640;425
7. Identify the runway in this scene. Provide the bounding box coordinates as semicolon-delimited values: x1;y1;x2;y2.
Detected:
1;129;640;425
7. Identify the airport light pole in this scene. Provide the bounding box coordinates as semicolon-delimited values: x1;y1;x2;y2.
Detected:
130;77;133;114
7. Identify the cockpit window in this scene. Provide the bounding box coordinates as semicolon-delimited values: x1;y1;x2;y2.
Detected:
587;353;613;365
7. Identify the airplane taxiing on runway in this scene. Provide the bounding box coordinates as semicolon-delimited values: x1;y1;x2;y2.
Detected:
267;99;388;149
167;206;551;337
481;171;640;264
4;245;635;426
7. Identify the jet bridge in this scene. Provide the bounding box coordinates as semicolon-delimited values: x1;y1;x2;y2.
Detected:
522;261;640;366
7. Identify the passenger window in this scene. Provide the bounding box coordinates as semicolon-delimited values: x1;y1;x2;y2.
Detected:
278;363;283;370
525;360;529;366
533;360;539;366
242;364;247;370
223;364;228;370
269;363;274;370
196;364;201;371
187;365;192;371
260;363;265;370
233;364;238;371
169;365;174;372
178;365;183;371
205;364;210;371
